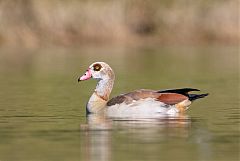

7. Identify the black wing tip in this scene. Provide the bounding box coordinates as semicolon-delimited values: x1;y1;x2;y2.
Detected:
202;93;209;98
157;88;200;94
174;88;200;92
189;93;209;101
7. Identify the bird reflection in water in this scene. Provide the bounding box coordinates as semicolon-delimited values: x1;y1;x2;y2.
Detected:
80;113;191;161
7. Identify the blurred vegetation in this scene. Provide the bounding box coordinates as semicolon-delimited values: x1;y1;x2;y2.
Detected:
0;0;239;48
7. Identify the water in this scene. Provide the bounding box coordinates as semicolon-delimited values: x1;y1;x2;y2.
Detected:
0;46;239;161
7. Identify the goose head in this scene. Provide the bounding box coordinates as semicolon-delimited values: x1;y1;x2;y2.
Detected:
78;62;115;82
78;62;115;113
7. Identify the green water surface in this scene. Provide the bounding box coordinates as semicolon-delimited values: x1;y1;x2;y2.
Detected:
0;46;239;161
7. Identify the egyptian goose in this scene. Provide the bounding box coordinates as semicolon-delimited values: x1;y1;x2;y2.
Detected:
78;62;208;117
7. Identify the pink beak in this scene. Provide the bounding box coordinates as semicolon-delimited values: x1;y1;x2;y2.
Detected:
78;69;92;82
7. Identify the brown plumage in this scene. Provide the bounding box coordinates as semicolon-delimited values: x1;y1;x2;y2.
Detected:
107;88;208;107
157;93;188;105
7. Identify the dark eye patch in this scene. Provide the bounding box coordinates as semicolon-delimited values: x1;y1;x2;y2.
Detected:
93;63;102;71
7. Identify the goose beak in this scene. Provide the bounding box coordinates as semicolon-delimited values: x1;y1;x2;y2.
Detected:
78;69;92;82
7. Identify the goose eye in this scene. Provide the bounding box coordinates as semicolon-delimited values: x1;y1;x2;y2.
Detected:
93;64;102;71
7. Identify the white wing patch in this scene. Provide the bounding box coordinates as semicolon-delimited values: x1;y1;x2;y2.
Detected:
106;98;180;118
